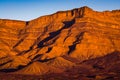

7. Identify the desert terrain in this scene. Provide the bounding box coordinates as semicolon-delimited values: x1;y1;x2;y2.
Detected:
0;6;120;80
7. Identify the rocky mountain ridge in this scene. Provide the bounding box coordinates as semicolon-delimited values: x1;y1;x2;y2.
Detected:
0;6;120;79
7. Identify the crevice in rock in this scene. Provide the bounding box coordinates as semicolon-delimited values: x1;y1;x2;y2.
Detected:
63;29;72;42
46;47;52;53
13;48;21;53
26;21;29;26
13;38;24;48
62;55;80;63
17;46;33;56
68;32;85;54
32;54;43;61
0;60;12;66
38;58;55;62
13;39;24;48
18;25;28;38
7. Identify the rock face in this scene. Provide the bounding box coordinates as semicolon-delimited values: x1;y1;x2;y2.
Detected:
0;6;120;76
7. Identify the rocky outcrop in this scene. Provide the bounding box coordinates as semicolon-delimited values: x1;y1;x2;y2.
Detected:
0;19;26;57
0;6;120;75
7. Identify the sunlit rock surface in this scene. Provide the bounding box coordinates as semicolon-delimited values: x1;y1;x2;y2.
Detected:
0;6;120;79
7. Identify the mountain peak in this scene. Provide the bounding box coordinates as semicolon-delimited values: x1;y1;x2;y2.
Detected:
54;6;94;19
81;6;92;10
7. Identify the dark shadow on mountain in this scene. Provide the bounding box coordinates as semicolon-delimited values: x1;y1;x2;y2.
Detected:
13;39;24;48
46;47;52;53
26;21;29;26
37;19;75;48
68;32;85;54
82;51;120;63
86;75;96;79
32;54;43;61
38;58;55;62
0;65;25;73
93;64;104;70
68;45;76;55
81;51;120;70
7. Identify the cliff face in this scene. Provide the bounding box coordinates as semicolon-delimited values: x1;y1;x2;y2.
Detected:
0;6;120;75
0;19;26;57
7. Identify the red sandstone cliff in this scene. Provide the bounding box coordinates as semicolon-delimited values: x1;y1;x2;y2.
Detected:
0;6;120;77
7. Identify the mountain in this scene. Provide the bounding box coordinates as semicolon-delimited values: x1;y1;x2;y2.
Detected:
0;6;120;79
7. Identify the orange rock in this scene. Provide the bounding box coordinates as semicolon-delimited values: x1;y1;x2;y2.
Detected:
0;6;120;74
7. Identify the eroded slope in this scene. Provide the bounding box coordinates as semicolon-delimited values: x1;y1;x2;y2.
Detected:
0;6;120;75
